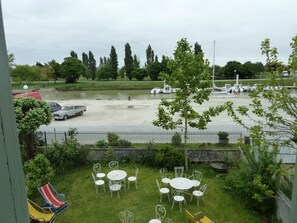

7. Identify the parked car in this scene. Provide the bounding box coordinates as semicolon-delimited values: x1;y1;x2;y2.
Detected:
53;104;86;120
47;102;62;113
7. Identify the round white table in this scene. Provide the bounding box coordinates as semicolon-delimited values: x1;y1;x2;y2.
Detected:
149;219;161;223
170;177;193;190
107;170;127;181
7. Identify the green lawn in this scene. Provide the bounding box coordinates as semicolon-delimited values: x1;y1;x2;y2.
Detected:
42;163;263;223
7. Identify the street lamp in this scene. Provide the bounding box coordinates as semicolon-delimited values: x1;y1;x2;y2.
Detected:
23;84;28;97
234;70;236;81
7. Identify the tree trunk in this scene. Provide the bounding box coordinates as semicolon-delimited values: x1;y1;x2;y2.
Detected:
184;117;188;171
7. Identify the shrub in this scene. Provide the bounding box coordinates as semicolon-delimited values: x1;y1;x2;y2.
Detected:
218;131;229;140
155;144;184;169
171;132;182;146
96;140;108;148
107;132;119;144
104;147;115;161
142;140;157;167
24;154;54;196
116;139;132;147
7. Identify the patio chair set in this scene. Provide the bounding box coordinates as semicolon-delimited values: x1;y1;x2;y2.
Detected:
92;161;139;198
157;167;208;213
28;182;69;223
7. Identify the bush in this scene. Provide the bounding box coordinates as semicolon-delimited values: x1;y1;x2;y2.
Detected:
24;154;54;196
218;131;229;140
45;137;88;171
155;144;184;169
171;132;182;146
96;140;108;148
142;140;157;167
104;147;115;161
108;132;119;144
116;139;132;147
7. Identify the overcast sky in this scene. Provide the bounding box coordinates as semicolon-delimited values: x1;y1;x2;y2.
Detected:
2;0;297;67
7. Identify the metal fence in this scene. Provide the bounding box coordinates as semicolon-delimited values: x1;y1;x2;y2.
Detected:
41;130;243;146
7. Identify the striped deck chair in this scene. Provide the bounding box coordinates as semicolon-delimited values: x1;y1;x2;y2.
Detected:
38;182;68;215
28;199;56;223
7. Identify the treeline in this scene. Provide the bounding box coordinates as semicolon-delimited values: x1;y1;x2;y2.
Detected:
9;42;269;83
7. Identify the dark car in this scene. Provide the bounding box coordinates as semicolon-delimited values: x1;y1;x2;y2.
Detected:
47;102;62;113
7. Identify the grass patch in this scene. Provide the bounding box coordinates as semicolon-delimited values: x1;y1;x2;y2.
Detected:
36;163;263;222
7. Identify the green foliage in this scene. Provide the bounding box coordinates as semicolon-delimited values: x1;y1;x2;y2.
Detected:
96;140;108;148
60;56;86;83
218;131;229;140
10;65;40;82
104;147;115;161
124;43;134;80
171;132;182;146
132;68;147;81
44;134;88;171
116;139;132;147
24;154;54;196
96;63;113;80
107;132;119;144
154;144;184;169
141;140;157;167
289;35;297;74
224;134;283;216
109;46;118;80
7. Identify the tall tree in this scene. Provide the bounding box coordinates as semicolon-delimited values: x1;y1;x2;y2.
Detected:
146;44;154;67
70;51;78;59
7;51;15;68
194;42;202;55
124;43;134;80
109;46;118;80
133;54;140;68
88;51;96;80
153;38;221;170
81;52;89;78
261;38;282;72
60;57;86;83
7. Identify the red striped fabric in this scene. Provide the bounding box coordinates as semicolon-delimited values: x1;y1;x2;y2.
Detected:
40;184;65;209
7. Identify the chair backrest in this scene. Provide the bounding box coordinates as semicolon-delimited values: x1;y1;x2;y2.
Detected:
193;170;202;182
93;163;102;173
165;217;173;223
135;168;139;177
155;204;166;221
109;160;119;170
159;168;168;178
91;172;96;183
184;209;198;223
174;166;184;177
28;199;55;223
119;210;134;223
200;184;207;194
39;183;65;209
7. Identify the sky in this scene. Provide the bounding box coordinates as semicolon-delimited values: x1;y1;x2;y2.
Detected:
1;0;297;67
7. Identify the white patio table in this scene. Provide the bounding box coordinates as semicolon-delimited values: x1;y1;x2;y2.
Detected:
170;177;193;191
107;170;127;181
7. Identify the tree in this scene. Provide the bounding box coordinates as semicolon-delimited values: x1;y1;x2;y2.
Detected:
222;61;243;79
96;64;113;80
14;98;52;160
60;57;86;83
194;42;202;55
289;35;297;74
124;43;134;80
88;51;96;80
224;36;297;220
7;51;15;68
109;46;118;80
147;60;162;81
153;38;222;170
133;54;140;68
82;52;89;78
70;50;78;58
48;60;62;82
10;65;40;83
261;38;284;73
146;44;154;67
132;67;146;81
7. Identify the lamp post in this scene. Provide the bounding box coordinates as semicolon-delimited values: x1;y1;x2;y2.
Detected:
234;70;236;81
23;84;28;97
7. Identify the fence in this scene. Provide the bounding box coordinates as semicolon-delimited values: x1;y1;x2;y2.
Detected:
41;130;243;146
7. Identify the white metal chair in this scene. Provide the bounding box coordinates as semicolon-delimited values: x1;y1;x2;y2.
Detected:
165;218;173;223
119;210;134;223
191;184;207;207
189;170;202;189
160;168;171;185
109;180;121;198
91;172;105;193
156;179;170;202
128;168;139;189
93;163;106;179
171;189;186;213
149;204;166;223
174;166;184;177
109;160;119;170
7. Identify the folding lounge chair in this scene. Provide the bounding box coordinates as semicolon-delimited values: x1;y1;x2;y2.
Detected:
28;199;56;223
38;182;68;215
185;209;214;223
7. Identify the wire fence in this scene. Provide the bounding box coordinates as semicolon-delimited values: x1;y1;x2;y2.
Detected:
42;130;243;146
